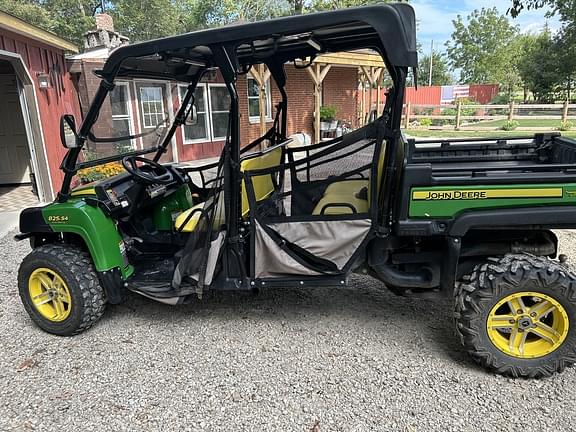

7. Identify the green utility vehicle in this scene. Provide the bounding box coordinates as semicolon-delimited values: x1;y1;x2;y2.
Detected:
16;4;576;377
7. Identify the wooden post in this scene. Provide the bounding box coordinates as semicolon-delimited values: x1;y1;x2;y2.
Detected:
455;101;462;130
508;101;515;121
249;64;271;147
404;101;411;129
360;66;383;122
375;68;383;115
360;71;365;126
306;62;332;143
367;70;373;120
563;99;569;122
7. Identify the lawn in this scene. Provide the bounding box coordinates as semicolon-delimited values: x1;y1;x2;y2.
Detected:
406;129;576;139
466;118;568;128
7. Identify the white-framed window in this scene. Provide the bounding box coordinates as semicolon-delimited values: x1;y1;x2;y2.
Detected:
109;81;135;150
179;83;230;144
139;86;165;128
247;75;272;122
179;85;209;143
208;84;230;140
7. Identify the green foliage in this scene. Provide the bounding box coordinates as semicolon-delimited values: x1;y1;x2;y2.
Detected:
516;29;559;102
419;118;432;127
0;0;98;47
418;52;453;86
111;0;183;42
559;120;574;131
509;1;575;101
308;0;383;12
490;93;513;104
501;120;519;131
446;8;520;93
320;105;337;121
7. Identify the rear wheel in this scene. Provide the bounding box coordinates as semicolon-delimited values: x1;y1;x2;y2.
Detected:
455;254;576;378
18;244;106;336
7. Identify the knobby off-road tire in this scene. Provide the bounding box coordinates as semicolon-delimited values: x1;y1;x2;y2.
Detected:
18;244;106;336
455;254;576;378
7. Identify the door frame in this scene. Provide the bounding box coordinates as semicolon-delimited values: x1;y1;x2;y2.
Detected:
0;50;52;202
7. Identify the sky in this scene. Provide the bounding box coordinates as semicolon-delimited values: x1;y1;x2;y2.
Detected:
411;0;561;55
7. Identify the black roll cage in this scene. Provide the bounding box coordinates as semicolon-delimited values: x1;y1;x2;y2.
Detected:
58;4;417;249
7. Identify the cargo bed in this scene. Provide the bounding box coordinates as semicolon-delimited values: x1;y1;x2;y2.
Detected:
397;133;576;236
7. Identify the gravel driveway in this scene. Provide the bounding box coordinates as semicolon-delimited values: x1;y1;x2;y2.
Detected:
1;230;576;432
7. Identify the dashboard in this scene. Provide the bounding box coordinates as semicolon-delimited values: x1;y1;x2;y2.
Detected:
86;165;188;217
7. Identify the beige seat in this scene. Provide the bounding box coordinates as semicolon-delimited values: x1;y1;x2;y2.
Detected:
175;146;283;232
324;179;368;196
312;141;386;215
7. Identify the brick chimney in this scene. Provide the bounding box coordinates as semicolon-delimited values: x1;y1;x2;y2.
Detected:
84;13;129;51
95;13;115;33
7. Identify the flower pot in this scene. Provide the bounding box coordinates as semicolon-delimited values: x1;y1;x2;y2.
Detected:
329;120;338;130
320;121;330;131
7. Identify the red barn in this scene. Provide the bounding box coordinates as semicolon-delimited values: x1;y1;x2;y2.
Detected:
0;10;79;204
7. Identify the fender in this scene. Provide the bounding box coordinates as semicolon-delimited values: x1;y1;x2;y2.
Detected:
20;200;134;279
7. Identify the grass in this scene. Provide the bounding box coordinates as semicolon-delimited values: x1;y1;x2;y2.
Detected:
471;118;567;128
406;129;576;139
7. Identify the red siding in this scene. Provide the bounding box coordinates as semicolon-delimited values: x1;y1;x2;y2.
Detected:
376;84;501;107
469;84;499;104
404;86;442;105
1;28;80;193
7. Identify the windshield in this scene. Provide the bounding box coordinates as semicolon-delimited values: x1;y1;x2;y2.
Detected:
83;80;175;163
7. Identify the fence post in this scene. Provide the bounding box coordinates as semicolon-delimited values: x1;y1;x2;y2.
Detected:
563;100;569;122
508;101;515;121
455;101;462;130
404;101;411;129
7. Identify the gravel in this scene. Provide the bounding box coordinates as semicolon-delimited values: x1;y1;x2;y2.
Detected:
1;230;576;432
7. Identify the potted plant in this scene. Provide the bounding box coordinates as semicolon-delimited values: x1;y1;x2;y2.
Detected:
320;105;338;131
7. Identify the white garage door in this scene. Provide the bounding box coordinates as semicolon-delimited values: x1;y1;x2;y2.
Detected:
0;74;31;184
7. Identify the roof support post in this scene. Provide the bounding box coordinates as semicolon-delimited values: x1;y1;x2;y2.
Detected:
212;45;244;279
307;62;332;143
359;68;366;126
250;64;271;146
361;66;384;122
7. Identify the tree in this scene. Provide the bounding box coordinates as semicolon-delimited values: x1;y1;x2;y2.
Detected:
111;0;184;42
418;52;453;86
517;30;557;101
309;0;387;11
203;0;291;26
0;0;100;47
446;8;520;94
509;0;575;101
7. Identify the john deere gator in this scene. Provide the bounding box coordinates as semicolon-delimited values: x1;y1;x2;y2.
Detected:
14;4;576;378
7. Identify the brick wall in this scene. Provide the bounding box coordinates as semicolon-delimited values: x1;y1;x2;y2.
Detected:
323;67;359;128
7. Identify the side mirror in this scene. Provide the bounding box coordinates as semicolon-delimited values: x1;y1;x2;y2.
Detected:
60;114;78;149
185;104;198;126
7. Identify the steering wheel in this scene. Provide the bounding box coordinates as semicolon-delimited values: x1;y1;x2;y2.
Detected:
121;156;174;184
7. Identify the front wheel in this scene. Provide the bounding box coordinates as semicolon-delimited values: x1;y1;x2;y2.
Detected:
455;254;576;378
18;244;106;336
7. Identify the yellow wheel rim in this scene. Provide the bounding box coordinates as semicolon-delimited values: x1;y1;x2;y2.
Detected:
28;268;72;322
487;291;569;359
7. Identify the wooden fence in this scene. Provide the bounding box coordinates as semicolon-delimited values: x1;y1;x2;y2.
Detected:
398;101;576;130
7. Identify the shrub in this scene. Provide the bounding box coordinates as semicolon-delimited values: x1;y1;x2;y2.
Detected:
490;93;511;105
77;162;125;184
319;105;337;122
419;118;432;127
501;120;519;131
559;120;574;131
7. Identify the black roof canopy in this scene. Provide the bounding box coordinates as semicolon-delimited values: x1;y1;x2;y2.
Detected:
100;4;417;82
